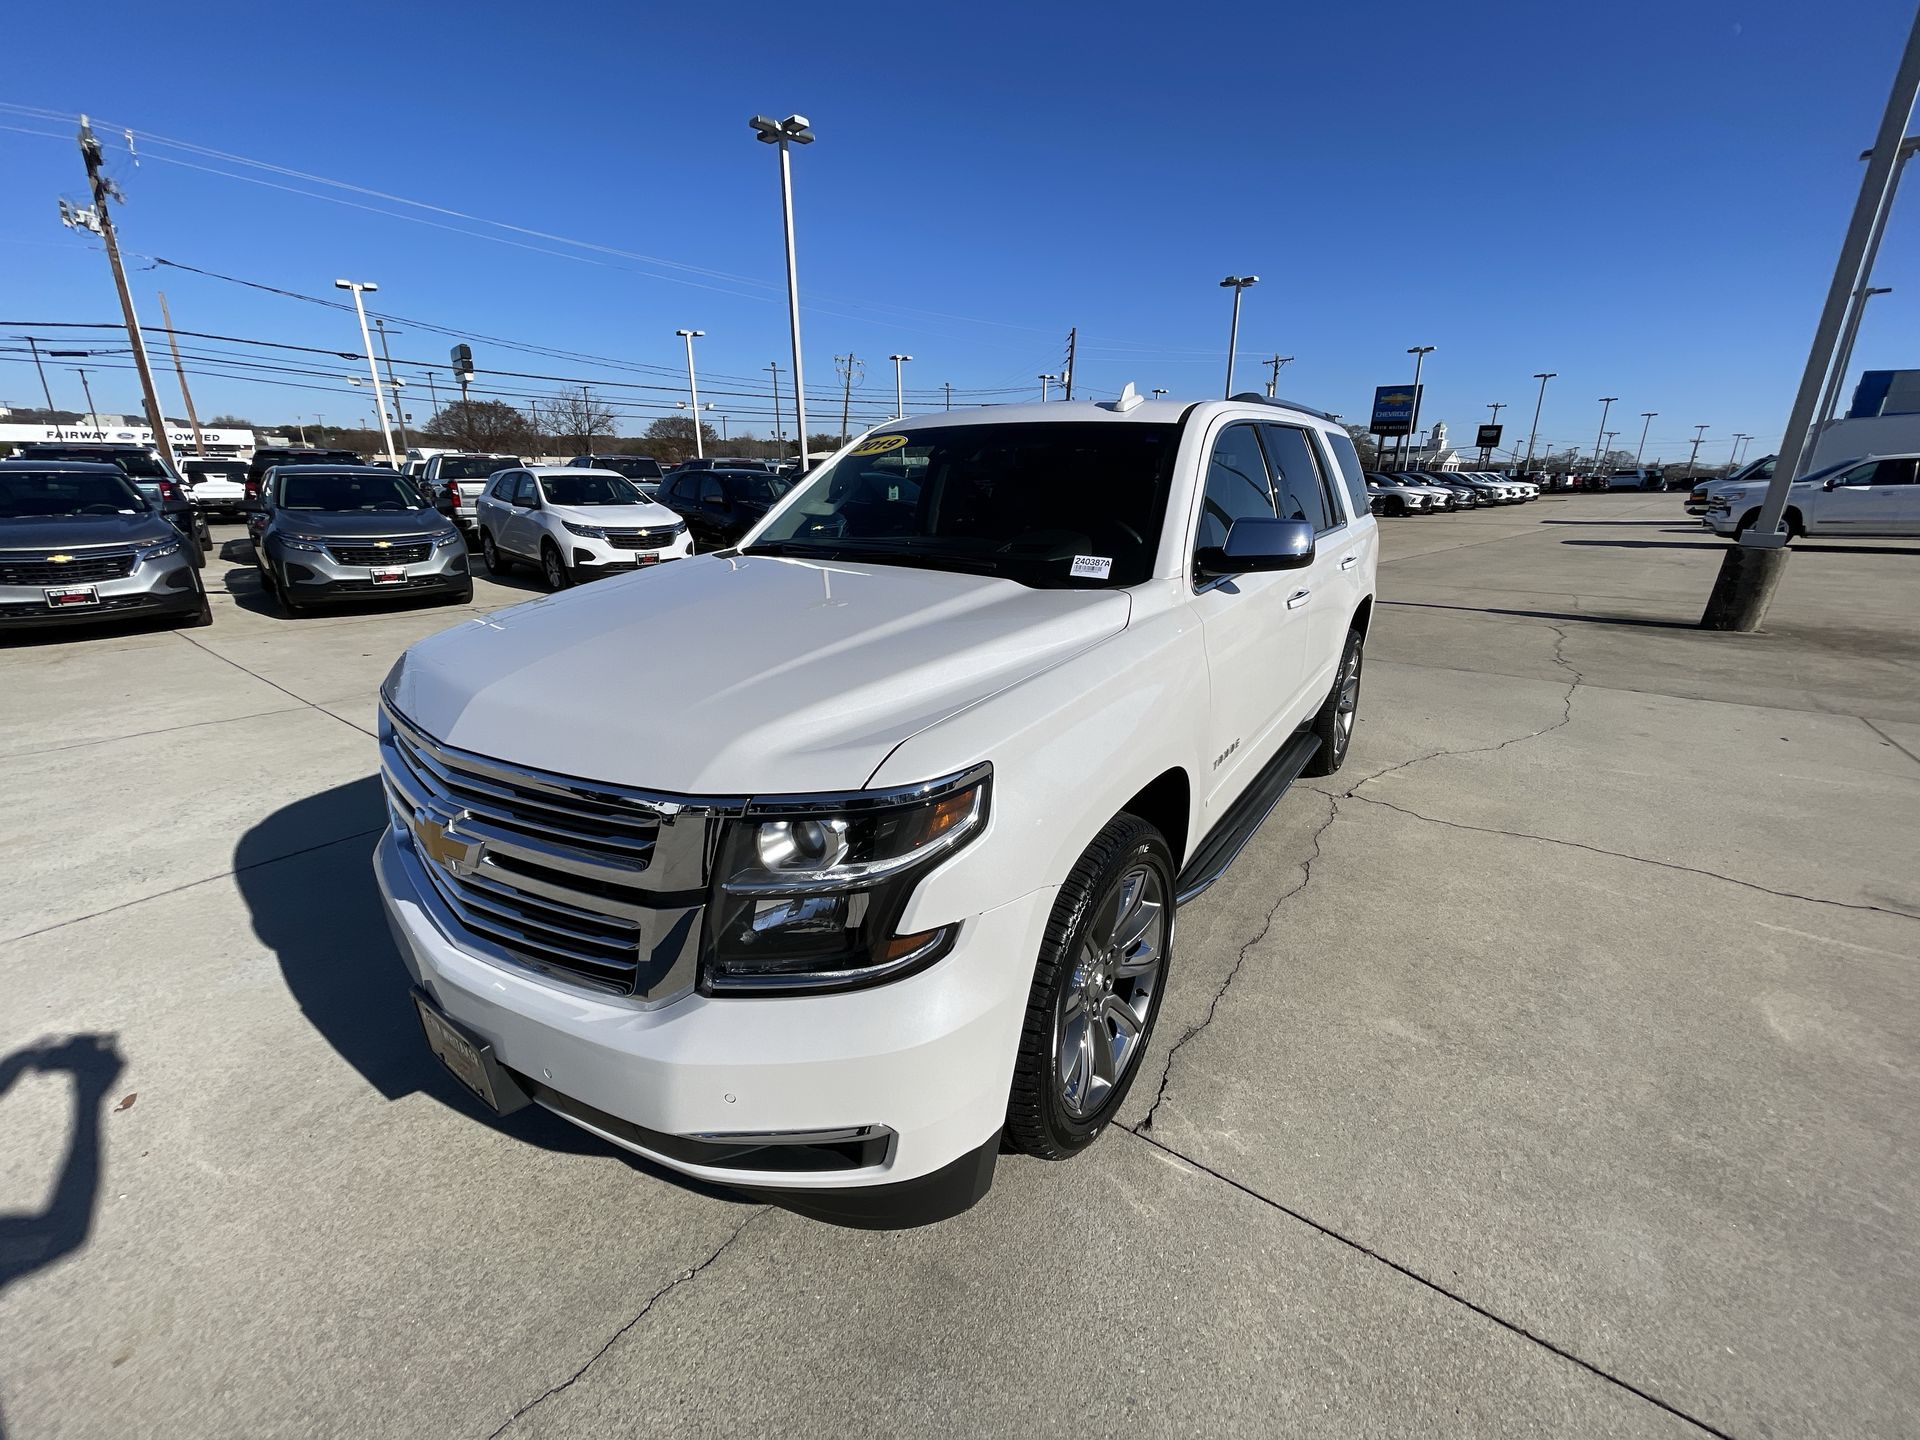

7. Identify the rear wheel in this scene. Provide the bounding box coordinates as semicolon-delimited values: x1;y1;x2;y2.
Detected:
541;541;572;591
1303;627;1363;777
1006;814;1174;1160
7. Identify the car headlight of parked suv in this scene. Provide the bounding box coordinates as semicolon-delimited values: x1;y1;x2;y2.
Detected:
561;520;607;539
135;535;182;561
703;765;992;995
430;528;463;548
279;533;328;552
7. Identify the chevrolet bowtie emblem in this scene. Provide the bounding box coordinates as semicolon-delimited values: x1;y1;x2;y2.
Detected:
48;553;74;563
375;540;391;548
410;804;484;877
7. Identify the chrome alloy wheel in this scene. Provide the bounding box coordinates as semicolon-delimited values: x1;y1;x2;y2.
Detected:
1054;864;1167;1119
1333;644;1362;763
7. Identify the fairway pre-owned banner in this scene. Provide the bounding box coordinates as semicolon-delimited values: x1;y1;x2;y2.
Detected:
1476;424;1503;449
1371;385;1420;436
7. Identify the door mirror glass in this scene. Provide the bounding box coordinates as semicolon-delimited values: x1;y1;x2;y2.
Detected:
1194;517;1315;577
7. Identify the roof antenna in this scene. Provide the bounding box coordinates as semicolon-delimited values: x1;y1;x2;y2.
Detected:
1101;382;1143;414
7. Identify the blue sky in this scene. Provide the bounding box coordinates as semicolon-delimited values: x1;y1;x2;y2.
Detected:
1;0;1914;462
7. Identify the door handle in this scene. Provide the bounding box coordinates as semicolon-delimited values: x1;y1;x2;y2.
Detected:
1339;555;1358;571
1287;588;1311;609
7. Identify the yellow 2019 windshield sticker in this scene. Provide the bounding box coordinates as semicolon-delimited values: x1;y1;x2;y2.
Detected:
850;434;909;456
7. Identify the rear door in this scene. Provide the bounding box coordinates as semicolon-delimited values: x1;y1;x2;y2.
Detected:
1262;422;1356;715
504;473;543;555
1190;421;1307;814
1826;456;1920;533
1809;459;1889;531
475;473;515;548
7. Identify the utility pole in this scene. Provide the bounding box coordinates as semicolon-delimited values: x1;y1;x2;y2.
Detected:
1635;411;1658;469
1264;354;1293;398
374;318;410;453
835;353;862;444
1063;327;1077;400
67;116;178;474
1522;372;1556;475
155;292;207;457
943;381;952;411
1591;396;1618;474
1685;424;1710;480
25;336;61;437
767;362;786;446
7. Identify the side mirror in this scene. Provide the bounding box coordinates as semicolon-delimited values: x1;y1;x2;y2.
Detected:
1194;517;1315;578
1822;478;1837;491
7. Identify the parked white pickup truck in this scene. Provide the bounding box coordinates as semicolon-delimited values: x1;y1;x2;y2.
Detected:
376;391;1379;1225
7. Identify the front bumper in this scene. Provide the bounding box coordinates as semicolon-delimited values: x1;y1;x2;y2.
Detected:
267;538;469;604
566;530;695;578
376;827;1045;1220
0;550;200;627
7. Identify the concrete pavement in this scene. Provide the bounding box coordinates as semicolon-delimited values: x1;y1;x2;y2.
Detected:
2;496;1915;1438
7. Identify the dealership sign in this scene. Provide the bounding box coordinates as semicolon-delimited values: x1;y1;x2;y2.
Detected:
1476;424;1503;449
0;422;256;450
1370;385;1420;437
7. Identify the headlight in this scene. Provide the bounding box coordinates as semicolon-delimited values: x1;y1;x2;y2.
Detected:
136;536;182;561
562;520;606;539
279;533;327;551
430;529;462;548
703;765;990;995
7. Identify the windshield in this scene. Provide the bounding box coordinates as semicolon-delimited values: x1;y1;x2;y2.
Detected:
597;455;663;480
0;470;147;518
747;422;1178;588
439;455;517;480
539;473;643;506
279;472;424;512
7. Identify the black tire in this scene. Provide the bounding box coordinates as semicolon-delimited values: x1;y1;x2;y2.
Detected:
1386;497;1407;517
540;541;572;591
1302;627;1364;777
1005;814;1175;1160
442;579;474;606
481;529;513;576
176;573;214;628
1733;508;1761;541
272;566;304;618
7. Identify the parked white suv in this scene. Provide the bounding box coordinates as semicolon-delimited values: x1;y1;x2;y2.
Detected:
1704;453;1920;539
376;392;1378;1225
475;465;692;588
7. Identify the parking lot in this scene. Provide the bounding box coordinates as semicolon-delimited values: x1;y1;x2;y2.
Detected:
3;493;1917;1438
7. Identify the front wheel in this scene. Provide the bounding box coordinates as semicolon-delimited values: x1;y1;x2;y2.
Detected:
540;542;572;591
1303;627;1363;777
1005;814;1174;1160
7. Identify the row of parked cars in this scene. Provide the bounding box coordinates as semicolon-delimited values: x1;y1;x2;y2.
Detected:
1363;470;1540;514
1685;450;1920;540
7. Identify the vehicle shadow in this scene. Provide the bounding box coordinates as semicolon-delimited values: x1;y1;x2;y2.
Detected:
1382;598;1700;631
0;1033;123;1293
232;777;749;1207
1561;538;1920;556
1538;519;1700;528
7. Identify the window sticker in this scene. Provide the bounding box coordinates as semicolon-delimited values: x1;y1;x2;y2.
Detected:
850;434;909;456
1070;555;1112;579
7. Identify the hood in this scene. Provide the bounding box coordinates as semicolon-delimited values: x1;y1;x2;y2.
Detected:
0;512;175;550
387;553;1130;794
275;509;446;539
545;499;684;529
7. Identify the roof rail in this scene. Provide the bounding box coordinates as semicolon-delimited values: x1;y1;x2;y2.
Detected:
1226;392;1341;423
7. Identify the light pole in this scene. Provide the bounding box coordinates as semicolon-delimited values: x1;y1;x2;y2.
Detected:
1522;372;1556;475
676;329;706;458
750;113;815;467
24;336;61;436
1589;397;1618;475
72;366;99;428
1405;346;1434;470
1152;388;1168;398
374;318;410;453
1822;285;1894;425
1685;424;1710;480
1219;276;1258;397
1038;373;1056;402
335;279;396;464
1634;411;1658;469
1729;433;1751;468
1815;137;1920;430
1483;402;1507;467
889;354;913;418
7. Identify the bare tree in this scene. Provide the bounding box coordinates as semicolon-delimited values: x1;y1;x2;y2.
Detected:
536;387;619;456
425;400;535;453
641;416;719;464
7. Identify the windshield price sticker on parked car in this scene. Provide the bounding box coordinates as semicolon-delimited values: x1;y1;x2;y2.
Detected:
850;434;909;456
1069;555;1112;579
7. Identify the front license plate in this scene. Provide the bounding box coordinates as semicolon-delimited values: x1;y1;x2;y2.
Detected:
372;567;406;586
413;991;508;1111
45;584;100;608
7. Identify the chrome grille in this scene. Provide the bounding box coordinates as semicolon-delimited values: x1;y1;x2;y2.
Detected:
380;704;735;1000
604;526;681;551
332;542;430;565
0;549;136;585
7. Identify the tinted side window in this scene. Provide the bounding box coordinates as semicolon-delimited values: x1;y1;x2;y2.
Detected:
1262;424;1335;533
1872;458;1919;485
514;474;537;505
1836;461;1881;487
700;477;726;505
1196;424;1275;552
1323;429;1369;520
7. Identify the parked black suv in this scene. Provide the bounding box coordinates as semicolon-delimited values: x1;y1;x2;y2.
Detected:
13;443;210;564
244;447;364;500
657;467;792;548
566;454;664;482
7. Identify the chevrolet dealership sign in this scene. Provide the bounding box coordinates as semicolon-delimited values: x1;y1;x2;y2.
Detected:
0;422;256;452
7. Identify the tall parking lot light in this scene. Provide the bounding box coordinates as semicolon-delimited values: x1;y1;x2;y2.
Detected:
1635;411;1658;469
750;114;814;467
1038;373;1056;402
1817;138;1920;429
1686;424;1710;479
336;279;396;464
1405;346;1434;469
1591;397;1618;474
889;354;913;417
1729;432;1750;467
1522;372;1555;474
1219;276;1258;397
676;329;706;458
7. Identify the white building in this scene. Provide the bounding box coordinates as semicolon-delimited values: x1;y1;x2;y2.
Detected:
1389;420;1466;472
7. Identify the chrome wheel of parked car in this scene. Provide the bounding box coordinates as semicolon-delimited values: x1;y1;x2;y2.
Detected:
1054;862;1166;1121
1304;627;1364;776
541;542;571;591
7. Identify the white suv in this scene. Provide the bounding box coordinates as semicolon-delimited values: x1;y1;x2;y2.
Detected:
1704;453;1920;539
475;466;692;588
376;392;1378;1225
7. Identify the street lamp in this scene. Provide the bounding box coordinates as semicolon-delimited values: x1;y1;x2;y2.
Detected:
1219;276;1258;397
750;113;815;467
1686;424;1711;480
1151;388;1168;398
1405;346;1434;469
889;354;913;418
1038;373;1057;402
1522;372;1556;475
676;329;706;458
1635;411;1658;469
1591;397;1618;475
335;279;396;463
1822;285;1894;426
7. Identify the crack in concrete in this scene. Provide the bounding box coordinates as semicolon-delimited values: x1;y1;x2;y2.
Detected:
1861;716;1920;769
485;1207;767;1438
1345;622;1583;798
1132;789;1340;1136
1345;790;1920;922
172;631;378;738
